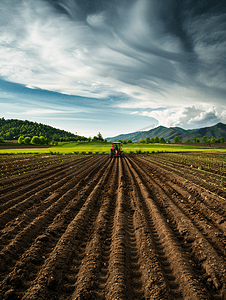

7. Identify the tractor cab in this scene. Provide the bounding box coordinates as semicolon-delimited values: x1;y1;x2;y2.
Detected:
110;142;124;158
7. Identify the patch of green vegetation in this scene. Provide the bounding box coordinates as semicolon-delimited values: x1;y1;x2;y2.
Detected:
0;141;226;155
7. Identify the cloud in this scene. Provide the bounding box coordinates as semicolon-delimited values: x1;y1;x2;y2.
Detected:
8;109;66;115
138;105;225;128
0;0;225;123
185;13;226;90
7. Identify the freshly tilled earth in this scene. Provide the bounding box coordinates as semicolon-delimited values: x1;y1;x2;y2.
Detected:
0;155;226;300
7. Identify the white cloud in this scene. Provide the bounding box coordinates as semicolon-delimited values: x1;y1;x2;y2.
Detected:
130;111;139;115
138;105;225;129
8;109;65;115
7;108;81;116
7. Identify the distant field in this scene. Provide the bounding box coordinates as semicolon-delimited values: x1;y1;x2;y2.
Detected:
0;141;225;154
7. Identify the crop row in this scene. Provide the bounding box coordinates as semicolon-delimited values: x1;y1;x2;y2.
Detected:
141;152;226;200
146;152;226;174
0;154;86;181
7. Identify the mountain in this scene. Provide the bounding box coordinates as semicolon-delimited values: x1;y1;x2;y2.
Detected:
0;118;87;142
106;122;226;142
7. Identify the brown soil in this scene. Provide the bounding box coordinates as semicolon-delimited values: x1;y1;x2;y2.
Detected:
141;152;226;198
0;155;226;300
0;154;85;182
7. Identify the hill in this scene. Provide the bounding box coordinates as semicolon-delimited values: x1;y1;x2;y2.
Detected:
107;122;226;142
0;118;87;142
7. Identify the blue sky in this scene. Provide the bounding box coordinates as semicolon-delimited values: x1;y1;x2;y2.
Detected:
0;0;226;138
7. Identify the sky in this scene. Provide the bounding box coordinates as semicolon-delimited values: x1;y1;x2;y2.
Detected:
0;0;226;138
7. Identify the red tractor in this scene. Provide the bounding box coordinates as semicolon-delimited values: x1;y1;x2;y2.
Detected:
109;142;124;158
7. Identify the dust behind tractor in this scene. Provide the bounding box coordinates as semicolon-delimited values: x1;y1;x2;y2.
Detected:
109;142;124;158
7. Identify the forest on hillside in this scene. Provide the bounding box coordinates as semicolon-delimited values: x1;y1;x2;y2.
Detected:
0;118;87;142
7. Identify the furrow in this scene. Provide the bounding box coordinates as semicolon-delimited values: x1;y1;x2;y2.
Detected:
70;158;119;300
0;156;104;230
127;156;213;299
18;156;114;300
104;157;133;300
144;155;226;198
0;155;107;252
123;157;172;300
155;180;226;258
0;156;110;296
0;156;86;193
0;156;96;205
0;154;85;184
134;156;226;254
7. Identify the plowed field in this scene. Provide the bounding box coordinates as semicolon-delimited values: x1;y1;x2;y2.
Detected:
0;155;226;300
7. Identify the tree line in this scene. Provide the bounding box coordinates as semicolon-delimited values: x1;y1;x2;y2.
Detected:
0;118;87;143
117;135;225;144
185;136;225;143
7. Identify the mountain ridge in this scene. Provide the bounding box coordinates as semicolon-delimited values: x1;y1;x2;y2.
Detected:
106;122;226;142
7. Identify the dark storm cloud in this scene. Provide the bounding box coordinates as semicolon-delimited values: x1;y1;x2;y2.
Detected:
45;0;226;91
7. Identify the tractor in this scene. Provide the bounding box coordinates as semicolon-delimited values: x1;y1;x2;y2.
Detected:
109;142;124;158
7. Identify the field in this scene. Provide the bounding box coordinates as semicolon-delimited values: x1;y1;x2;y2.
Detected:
0;153;226;299
1;141;226;155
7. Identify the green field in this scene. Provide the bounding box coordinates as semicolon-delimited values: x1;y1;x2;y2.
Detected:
0;141;225;154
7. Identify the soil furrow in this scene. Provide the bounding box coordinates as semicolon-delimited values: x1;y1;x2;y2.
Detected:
104;157;133;300
155;180;226;258
0;156;85;192
0;156;105;231
70;158;119;300
123;157;172;299
18;157;113;300
0;156;108;253
129;156;226;298
143;155;226;198
126;156;213;299
0;156;110;297
0;156;96;205
1;154;226;300
134;156;226;250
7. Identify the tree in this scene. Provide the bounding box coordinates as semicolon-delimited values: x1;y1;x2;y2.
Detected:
150;137;155;143
18;136;25;144
154;136;159;143
210;136;216;143
202;136;207;143
31;136;40;145
220;137;225;143
194;138;200;143
0;136;4;142
139;139;145;143
173;136;181;143
186;139;192;143
116;139;123;143
24;137;31;144
92;136;98;142
127;139;132;143
97;132;103;141
167;139;171;144
159;137;166;144
39;136;47;145
145;137;151;144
